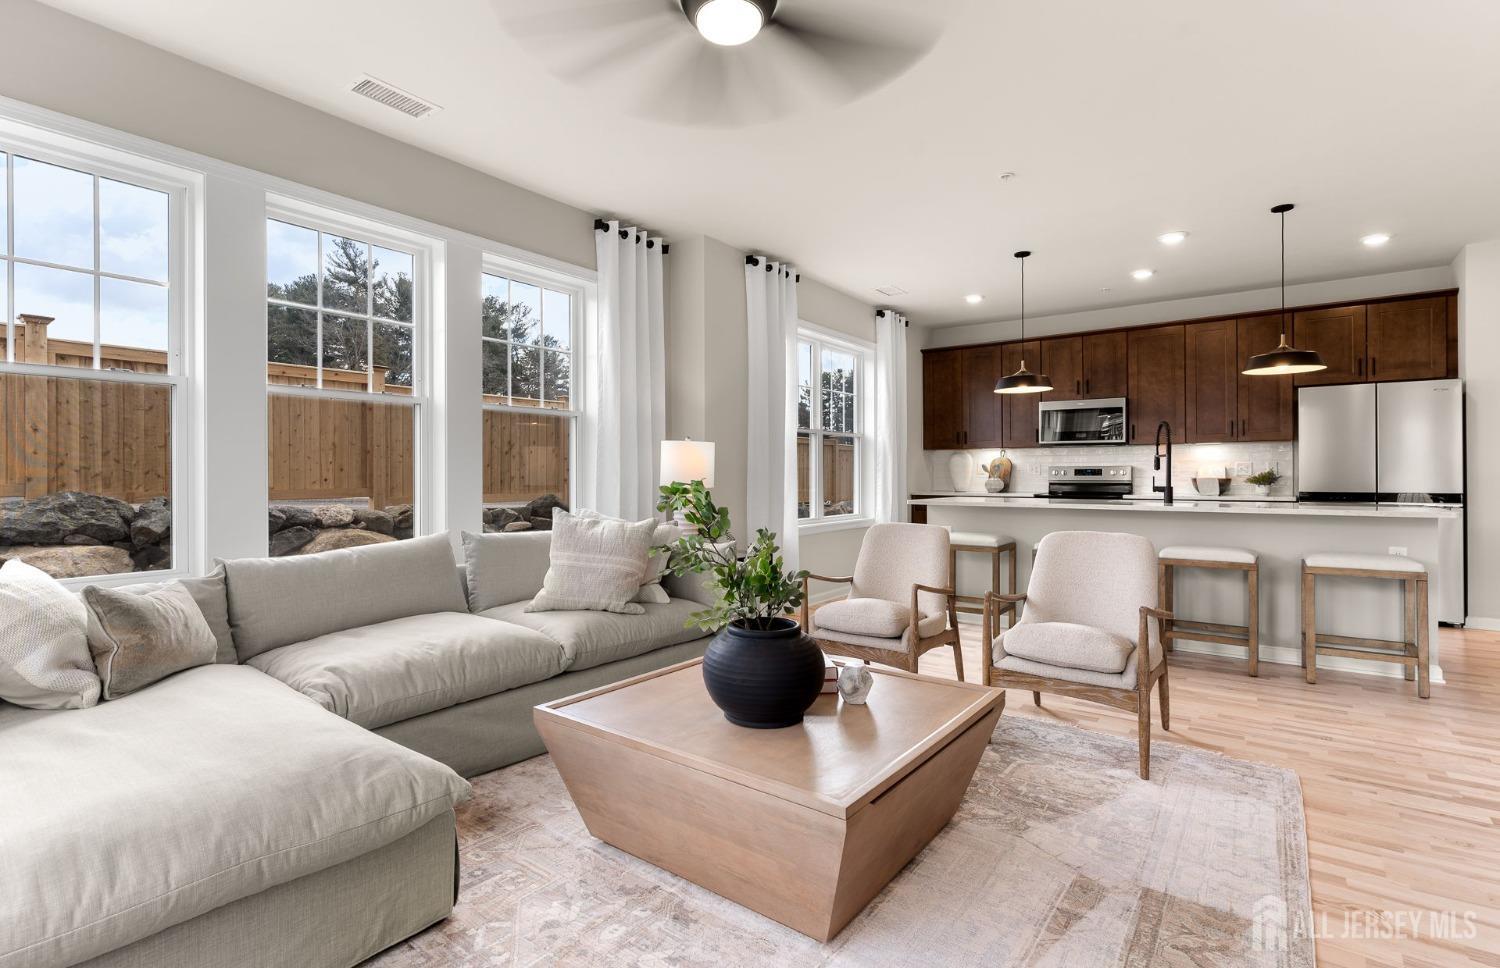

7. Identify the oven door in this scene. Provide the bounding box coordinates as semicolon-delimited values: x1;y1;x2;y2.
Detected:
1038;398;1127;445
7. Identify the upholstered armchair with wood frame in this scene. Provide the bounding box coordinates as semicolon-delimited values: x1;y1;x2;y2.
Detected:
981;530;1173;779
800;523;966;679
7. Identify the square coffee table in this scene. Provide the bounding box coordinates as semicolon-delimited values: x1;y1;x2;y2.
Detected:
534;658;1005;941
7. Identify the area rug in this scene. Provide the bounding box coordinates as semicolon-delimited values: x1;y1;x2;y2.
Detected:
366;717;1314;967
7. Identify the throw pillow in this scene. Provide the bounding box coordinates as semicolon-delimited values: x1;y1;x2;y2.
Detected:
83;582;219;699
0;559;100;709
574;509;681;604
526;509;657;615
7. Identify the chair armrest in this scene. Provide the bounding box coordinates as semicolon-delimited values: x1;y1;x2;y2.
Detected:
805;574;854;585
981;591;1027;673
911;583;956;597
1137;605;1174;679
1140;605;1173;623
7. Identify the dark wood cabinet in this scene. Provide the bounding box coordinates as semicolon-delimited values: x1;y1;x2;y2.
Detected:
960;345;1005;447
1082;331;1128;398
1127;325;1185;444
921;349;964;449
1367;296;1449;382
1040;337;1083;401
1002;340;1042;448
1293;305;1367;386
1184;320;1238;443
1236;314;1295;441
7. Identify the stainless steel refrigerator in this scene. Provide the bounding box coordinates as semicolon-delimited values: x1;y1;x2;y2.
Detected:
1296;378;1465;621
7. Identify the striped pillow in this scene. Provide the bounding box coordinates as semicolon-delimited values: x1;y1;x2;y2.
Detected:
526;510;657;615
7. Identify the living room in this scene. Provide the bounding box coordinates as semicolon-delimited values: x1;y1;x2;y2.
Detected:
1;1;1497;966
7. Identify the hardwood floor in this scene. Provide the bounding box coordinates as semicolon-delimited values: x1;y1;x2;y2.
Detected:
913;625;1500;967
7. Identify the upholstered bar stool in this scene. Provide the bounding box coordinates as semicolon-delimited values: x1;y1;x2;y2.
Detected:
1157;545;1260;676
947;530;1018;624
1301;553;1430;698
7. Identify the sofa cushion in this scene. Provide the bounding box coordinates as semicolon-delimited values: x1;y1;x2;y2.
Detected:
83;582;218;699
1001;621;1135;674
481;598;706;672
461;530;553;612
814;597;914;638
0;559;99;710
0;664;469;968
222;532;467;662
247;612;566;729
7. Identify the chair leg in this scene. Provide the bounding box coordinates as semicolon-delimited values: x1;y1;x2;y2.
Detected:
1302;566;1317;684
1417;577;1431;700
1032;691;1041;707
952;639;965;682
1247;564;1260;678
1158;561;1174;653
1403;578;1418;682
1158;666;1171;731
1137;693;1152;780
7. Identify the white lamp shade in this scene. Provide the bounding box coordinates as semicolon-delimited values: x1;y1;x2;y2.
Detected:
660;440;716;487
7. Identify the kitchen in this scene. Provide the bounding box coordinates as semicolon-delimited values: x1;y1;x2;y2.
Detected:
911;285;1464;681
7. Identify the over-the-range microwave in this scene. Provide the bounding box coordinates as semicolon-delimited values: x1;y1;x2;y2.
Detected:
1037;397;1128;445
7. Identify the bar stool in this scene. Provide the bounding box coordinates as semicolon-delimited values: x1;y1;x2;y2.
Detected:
1157;545;1260;676
1301;553;1429;698
947;530;1018;624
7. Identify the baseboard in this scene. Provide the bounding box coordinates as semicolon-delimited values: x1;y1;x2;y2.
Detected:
1169;639;1445;684
1464;615;1500;632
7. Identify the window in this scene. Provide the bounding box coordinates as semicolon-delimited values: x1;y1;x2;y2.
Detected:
1;142;187;580
265;211;425;555
480;268;580;531
796;329;869;523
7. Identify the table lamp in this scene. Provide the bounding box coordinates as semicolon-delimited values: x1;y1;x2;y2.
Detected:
659;439;715;531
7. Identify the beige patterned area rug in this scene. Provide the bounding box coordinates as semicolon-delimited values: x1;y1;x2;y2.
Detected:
368;717;1314;967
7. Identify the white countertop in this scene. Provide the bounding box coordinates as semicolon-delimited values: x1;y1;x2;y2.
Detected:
910;495;1461;518
915;489;1295;503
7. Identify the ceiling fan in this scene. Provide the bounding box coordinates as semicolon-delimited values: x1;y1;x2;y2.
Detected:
494;0;948;127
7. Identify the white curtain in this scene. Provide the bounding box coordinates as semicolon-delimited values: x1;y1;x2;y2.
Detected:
874;309;909;523
745;256;800;569
583;221;666;519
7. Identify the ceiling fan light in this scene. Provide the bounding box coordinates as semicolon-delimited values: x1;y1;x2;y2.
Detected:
693;0;765;46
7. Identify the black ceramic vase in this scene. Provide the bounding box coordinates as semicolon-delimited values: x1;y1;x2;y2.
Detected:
702;618;825;729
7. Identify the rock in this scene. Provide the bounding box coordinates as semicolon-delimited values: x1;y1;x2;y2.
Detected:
62;534;107;546
130;497;172;547
503;521;533;532
528;515;553;531
385;505;414;541
271;505;317;531
269;526;317;557
130;544;171;571
0;492;134;545
488;507;523;528
0;544;134;578
352;507;394;535
268;507;287;533
482;522;500;533
522;494;566;522
310;504;355;529
296;529;397;555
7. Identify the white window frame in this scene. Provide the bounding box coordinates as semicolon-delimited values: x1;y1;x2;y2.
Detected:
263;196;438;536
480;255;587;512
796;322;875;534
0;119;199;587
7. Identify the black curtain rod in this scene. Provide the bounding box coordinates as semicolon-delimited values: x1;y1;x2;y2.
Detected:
594;218;669;254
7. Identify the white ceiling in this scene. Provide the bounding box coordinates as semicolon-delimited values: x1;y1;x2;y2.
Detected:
40;0;1500;325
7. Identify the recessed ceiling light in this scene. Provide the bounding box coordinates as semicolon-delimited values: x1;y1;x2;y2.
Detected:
1361;233;1392;247
965;294;984;305
1100;287;1112;293
997;171;1016;182
1157;231;1189;246
1131;269;1154;281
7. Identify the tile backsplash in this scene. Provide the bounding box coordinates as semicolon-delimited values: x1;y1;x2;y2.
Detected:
922;442;1296;499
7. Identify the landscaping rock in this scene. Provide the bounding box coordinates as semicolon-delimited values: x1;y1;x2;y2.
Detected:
0;544;134;578
503;521;533;532
272;505;317;531
487;507;523;528
522;494;566;522
352;507;394;535
0;492;134;546
528;515;554;531
268;507;286;533
130;496;172;548
310;504;355;529
269;526;316;557
296;529;397;554
385;504;414;541
130;544;171;571
62;534;107;546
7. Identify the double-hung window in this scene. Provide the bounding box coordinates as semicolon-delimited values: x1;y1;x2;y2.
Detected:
796;328;871;524
479;265;580;528
264;207;428;552
0;135;191;580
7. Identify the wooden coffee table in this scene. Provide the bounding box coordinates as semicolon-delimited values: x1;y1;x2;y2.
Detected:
534;658;1005;941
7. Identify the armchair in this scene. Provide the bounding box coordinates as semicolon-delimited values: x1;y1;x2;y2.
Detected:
980;530;1172;779
799;523;966;679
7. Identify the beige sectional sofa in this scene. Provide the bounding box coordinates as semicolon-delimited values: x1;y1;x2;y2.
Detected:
0;530;715;968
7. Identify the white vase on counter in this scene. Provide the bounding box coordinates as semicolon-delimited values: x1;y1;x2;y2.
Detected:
947;451;973;492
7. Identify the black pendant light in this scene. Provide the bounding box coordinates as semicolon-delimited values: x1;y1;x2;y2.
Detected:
994;250;1053;394
1243;204;1327;377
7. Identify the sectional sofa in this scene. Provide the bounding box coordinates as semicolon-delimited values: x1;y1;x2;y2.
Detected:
0;530;716;968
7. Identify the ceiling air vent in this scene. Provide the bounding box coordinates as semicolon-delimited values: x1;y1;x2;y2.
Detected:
875;284;909;297
350;76;440;119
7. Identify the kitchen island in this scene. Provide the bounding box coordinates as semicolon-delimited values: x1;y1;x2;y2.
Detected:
914;495;1461;681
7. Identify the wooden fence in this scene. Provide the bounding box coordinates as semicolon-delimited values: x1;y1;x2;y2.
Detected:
797;435;856;510
3;314;569;508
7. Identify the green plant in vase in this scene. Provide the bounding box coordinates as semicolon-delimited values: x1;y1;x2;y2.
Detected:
1245;468;1282;496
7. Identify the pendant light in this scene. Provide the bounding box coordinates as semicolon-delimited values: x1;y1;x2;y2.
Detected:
1242;204;1327;376
994;250;1053;394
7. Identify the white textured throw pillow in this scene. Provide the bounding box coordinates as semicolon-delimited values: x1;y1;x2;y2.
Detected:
0;559;100;709
573;510;681;604
526;509;657;615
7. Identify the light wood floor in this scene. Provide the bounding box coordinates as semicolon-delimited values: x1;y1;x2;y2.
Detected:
911;625;1500;967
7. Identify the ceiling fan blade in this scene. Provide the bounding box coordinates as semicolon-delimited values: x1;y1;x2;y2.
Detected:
624;37;801;126
491;0;689;87
767;1;944;99
492;0;679;40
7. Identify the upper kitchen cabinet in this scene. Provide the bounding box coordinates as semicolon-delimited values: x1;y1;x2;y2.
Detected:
1184;319;1238;443
1236;314;1295;441
1366;295;1450;382
1293;304;1366;386
1082;331;1128;398
921;348;964;449
1040;337;1083;401
960;344;1006;447
1002;340;1042;448
1127;324;1185;444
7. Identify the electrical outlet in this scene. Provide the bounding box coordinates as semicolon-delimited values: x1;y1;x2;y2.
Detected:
1234;461;1253;477
1389;546;1408;557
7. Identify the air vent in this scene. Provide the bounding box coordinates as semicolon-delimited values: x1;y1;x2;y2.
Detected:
875;284;909;297
350;76;440;119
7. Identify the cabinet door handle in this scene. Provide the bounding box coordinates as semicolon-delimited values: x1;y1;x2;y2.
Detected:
1131;423;1136;442
1085;378;1090;395
1241;419;1246;437
1371;356;1377;377
1358;357;1364;377
1229;421;1233;436
1076;379;1081;395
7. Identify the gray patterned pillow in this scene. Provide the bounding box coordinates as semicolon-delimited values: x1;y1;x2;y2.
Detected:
0;559;99;709
84;582;218;699
526;509;657;615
